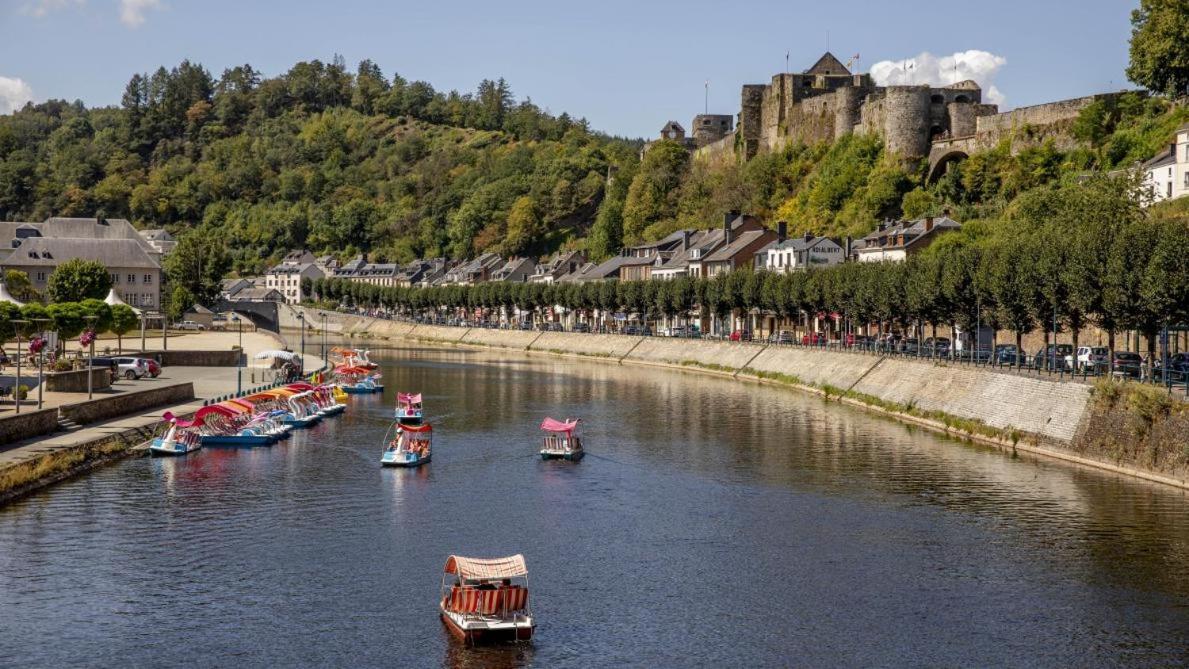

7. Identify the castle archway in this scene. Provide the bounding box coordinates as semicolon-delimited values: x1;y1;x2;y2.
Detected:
927;150;968;184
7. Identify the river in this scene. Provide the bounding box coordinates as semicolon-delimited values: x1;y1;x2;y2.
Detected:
1;345;1187;667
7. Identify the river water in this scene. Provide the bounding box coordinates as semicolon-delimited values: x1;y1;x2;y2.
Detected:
0;345;1187;668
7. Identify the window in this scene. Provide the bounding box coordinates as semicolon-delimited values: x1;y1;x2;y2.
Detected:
110;273;119;283
127;274;136;284
36;272;45;281
144;274;152;283
128;294;138;306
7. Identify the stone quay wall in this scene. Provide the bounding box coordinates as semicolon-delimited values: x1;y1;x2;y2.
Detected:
59;382;195;426
0;408;60;446
291;308;1092;447
44;367;113;393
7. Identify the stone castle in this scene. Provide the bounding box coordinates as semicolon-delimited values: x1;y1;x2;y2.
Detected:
659;52;1132;182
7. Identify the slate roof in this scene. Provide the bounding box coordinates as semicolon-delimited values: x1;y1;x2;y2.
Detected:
704;230;768;263
1;237;160;269
1142;146;1176;170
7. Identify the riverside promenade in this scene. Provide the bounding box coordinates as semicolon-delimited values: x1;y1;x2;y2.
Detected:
0;330;322;497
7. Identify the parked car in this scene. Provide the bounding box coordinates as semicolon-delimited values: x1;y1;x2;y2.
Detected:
112;356;149;380
729;329;752;342
1111;351;1143;378
802;332;826;346
993;344;1022;365
175;320;206;331
667;325;687;337
922;337;951;357
89;356;119;382
1155;352;1189;381
145;358;162;378
770;330;794;345
571;323;591;333
1033;344;1073;370
897;338;920;355
1068;346;1109;372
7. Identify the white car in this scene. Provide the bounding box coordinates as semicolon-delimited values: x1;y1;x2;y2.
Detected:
1067;346;1108;372
112;357;149;380
175;320;206;331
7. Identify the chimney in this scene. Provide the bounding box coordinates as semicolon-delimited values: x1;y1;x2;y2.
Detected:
844;235;852;258
803;231;813;243
877;221;886;232
925;216;934;232
723;211;737;245
682;230;692;250
776;221;787;242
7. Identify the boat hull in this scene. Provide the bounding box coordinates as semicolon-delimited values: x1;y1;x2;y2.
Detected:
343;384;382;394
321;404;346;416
283;414;321;428
440;609;534;643
540;449;584;461
148;439;200;456
381;452;431;468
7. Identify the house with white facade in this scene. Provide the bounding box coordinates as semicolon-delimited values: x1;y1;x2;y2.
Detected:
853;215;961;263
264;250;324;303
754;225;846;273
1142;123;1189;205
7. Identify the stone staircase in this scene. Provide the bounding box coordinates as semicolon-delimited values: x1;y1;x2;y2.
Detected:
55;415;81;432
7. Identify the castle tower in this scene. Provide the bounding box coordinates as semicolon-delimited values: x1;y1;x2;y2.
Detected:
883;86;932;159
833;87;864;140
692;114;733;147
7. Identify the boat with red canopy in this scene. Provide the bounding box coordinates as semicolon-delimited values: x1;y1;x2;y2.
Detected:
381;421;431;467
539;417;584;460
335;365;384;394
439;554;534;643
395;392;423;424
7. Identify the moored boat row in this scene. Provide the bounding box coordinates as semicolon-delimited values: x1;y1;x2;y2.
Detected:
150;382;350;455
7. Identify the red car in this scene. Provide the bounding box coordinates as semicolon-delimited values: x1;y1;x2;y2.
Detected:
145;359;161;378
729;330;752;342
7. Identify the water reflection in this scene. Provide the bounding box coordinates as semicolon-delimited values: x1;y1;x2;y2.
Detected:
0;344;1185;667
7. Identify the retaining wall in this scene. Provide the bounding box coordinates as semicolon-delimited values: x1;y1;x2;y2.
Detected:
850;359;1091;443
0;408;60;446
135;350;240;367
44;367;113;392
288;311;1097;446
531;332;640;358
59;382;195;426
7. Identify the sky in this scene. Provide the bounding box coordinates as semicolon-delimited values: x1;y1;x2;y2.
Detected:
0;0;1138;138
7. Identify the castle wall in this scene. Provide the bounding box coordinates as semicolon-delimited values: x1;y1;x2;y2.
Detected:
783;93;839;148
947;102;977;138
975;93;1121;136
739;85;766;159
692;132;738;166
882;86;932;159
833;87;863;140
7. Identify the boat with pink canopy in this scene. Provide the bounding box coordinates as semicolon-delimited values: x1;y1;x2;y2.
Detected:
395;392;423;424
539;417;584;460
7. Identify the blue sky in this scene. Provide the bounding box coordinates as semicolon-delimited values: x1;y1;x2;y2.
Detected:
0;0;1137;138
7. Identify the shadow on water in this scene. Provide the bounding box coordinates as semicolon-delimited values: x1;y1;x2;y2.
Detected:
0;343;1186;667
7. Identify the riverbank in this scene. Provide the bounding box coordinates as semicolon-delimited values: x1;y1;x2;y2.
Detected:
0;330;324;505
284;307;1187;491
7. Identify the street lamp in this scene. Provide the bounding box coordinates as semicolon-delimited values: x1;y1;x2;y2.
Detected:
84;314;98;400
33;318;51;410
297;312;306;376
319;312;327;364
11;319;28;414
232;315;242;394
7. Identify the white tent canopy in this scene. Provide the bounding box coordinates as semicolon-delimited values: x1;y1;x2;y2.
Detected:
103;288;140;315
254;350;298;361
0;281;23;307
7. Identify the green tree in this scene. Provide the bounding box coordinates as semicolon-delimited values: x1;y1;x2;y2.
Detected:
78;298;113;335
1126;0;1189;96
163;230;232;306
622;141;689;244
46;259;112;303
109;303;139;353
46;302;86;347
502;196;541;256
4;269;40;303
168;284;195;323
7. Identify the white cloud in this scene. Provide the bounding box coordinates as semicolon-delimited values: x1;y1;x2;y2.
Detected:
0;76;34;115
21;0;85;18
870;50;1008;106
119;0;160;28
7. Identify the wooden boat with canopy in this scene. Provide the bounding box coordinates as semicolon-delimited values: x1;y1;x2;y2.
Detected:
439;554;534;643
330;346;378;370
169;402;276;446
539;417;584;460
395;392;423;424
381;422;432;467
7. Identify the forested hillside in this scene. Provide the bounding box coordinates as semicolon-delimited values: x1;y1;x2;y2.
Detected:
0;58;638;273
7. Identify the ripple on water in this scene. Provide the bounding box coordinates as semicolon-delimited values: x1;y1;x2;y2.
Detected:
0;345;1186;667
